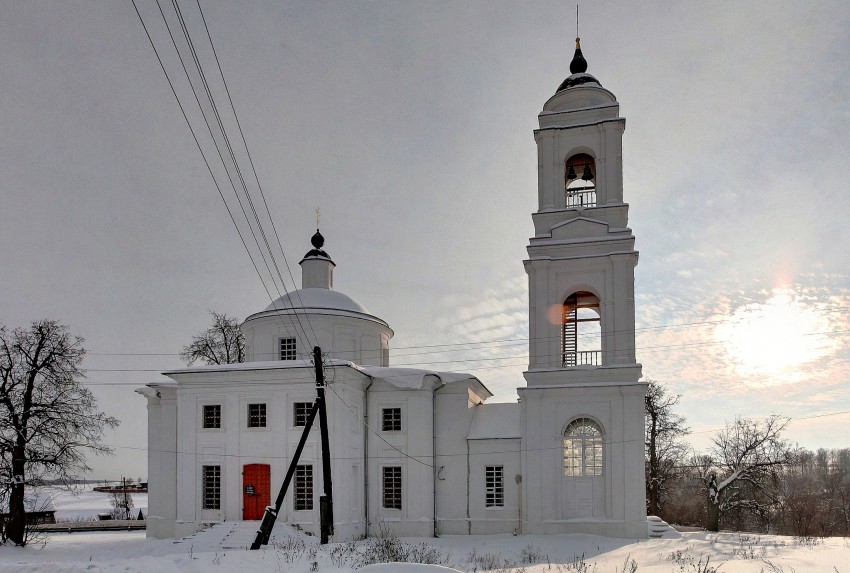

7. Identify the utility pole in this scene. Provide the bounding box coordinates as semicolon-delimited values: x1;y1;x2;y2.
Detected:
315;346;335;543
250;346;334;549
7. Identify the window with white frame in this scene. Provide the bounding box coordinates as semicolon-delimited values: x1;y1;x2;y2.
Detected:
202;465;221;509
294;401;313;427
279;337;297;360
563;418;604;476
248;403;267;428
382;407;402;431
294;465;313;510
485;465;504;507
202;404;221;429
382;466;402;510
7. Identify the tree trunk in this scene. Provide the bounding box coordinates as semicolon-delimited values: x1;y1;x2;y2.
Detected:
647;431;660;515
7;444;26;545
705;473;720;532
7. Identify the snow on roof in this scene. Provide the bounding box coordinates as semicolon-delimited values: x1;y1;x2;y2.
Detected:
263;287;371;314
354;365;481;391
162;358;324;376
467;402;521;439
160;360;485;392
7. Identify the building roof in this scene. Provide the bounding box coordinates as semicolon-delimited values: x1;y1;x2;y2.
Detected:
261;287;372;315
160;360;489;394
468;402;521;439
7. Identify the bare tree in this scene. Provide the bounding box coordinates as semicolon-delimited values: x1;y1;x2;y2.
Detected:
0;320;118;545
180;311;245;365
644;380;689;516
703;415;790;531
110;491;134;520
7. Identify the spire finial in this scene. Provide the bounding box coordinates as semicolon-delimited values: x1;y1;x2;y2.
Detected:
315;206;321;229
569;3;587;74
576;4;579;39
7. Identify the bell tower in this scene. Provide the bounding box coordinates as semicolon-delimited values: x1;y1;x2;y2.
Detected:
518;39;647;538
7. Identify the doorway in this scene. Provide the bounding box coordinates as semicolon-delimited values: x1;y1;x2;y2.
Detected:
243;463;271;520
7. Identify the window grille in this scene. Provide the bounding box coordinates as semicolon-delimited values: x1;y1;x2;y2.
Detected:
279;337;297;360
294;402;313;427
294;465;313;510
382;466;402;509
202;465;221;509
485;466;504;507
248;403;267;428
382;407;402;431
563;418;604;476
202;404;221;429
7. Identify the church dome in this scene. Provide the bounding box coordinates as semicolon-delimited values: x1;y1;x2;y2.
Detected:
555;38;603;92
241;229;393;365
263;287;372;315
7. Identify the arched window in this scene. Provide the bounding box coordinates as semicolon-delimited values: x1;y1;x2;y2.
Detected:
562;291;601;367
564;153;596;208
563;418;604;477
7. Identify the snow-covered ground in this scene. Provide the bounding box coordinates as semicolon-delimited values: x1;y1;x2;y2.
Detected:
1;489;843;571
1;520;847;572
52;485;147;522
32;484;148;522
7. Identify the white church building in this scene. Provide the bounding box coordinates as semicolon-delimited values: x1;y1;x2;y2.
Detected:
139;40;648;540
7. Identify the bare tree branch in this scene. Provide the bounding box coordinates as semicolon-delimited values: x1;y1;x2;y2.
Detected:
180;311;245;366
0;320;119;545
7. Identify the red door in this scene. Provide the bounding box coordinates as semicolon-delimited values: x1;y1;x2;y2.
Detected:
243;464;271;520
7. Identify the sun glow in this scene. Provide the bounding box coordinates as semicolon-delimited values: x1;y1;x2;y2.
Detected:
715;288;836;381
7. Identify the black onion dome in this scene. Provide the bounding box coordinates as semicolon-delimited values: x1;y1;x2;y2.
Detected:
303;229;330;259
569;37;587;74
556;37;602;93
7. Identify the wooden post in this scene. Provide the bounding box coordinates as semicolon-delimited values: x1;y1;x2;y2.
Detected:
314;346;335;544
250;400;320;549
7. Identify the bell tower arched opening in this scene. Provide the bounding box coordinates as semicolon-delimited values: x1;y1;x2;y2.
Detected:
561;291;601;367
564;153;596;208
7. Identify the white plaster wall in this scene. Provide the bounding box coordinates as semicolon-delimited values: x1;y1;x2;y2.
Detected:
153;366;370;539
366;382;433;537
242;313;391;366
518;382;647;538
141;385;177;539
468;439;521;535
433;385;479;535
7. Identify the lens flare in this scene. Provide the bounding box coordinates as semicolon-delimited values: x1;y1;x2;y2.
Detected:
715;288;836;382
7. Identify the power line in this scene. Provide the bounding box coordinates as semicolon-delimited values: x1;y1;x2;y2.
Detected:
97;409;850;464
131;0;298;348
193;0;319;349
134;0;322;358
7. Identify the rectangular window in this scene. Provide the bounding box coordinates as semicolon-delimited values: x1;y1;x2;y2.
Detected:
248;403;267;428
382;466;402;510
279;337;297;360
202;404;221;429
485;466;504;508
382;407;402;431
294;465;313;511
202;465;221;510
294;402;313;427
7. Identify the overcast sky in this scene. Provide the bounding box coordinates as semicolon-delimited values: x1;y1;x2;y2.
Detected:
2;1;849;480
